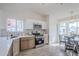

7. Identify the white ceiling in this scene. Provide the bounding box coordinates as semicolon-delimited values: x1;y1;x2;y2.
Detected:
0;3;79;19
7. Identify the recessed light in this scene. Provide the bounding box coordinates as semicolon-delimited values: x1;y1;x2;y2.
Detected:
60;3;63;5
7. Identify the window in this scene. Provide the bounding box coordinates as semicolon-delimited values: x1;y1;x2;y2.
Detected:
58;21;79;42
7;19;16;32
7;19;23;32
59;23;67;35
77;22;79;34
58;23;67;42
68;22;77;34
17;20;23;32
77;22;79;27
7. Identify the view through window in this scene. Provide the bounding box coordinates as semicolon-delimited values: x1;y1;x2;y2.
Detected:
58;21;79;42
7;19;23;32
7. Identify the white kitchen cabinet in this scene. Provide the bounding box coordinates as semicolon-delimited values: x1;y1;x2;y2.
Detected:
24;19;47;29
41;22;47;29
24;20;33;29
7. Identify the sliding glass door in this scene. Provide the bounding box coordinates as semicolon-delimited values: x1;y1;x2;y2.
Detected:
58;20;79;43
58;23;67;42
59;23;67;35
68;22;77;35
77;22;79;34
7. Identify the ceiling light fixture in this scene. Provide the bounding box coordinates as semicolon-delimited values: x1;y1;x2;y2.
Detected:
40;3;48;6
60;3;63;6
69;10;76;20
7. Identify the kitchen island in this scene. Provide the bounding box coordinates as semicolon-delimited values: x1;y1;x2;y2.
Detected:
0;37;13;56
0;35;35;56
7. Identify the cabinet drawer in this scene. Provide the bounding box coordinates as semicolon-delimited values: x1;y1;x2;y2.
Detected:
20;37;34;40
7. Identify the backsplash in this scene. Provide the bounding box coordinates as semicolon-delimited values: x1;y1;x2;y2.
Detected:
0;29;48;38
23;29;48;35
0;29;23;37
0;29;8;37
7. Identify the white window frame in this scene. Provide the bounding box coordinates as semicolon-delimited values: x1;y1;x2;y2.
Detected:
7;18;23;32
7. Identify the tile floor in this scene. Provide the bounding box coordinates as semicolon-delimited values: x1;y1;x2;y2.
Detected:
18;45;63;56
18;44;79;56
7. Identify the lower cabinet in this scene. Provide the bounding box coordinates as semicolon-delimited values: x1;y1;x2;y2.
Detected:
44;34;49;45
13;39;20;56
20;37;35;51
7;43;13;56
7;39;20;56
20;38;29;50
28;38;35;49
7;36;35;56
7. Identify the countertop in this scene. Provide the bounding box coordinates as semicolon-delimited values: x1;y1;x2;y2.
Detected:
12;35;35;40
0;37;13;56
0;35;35;56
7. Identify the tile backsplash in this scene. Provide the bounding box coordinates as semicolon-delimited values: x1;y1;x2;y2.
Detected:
23;29;48;35
0;29;48;37
0;29;23;37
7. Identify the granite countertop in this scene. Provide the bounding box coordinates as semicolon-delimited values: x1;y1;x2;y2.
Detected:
0;35;35;56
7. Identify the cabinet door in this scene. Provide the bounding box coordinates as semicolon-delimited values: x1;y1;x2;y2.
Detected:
28;39;35;49
7;43;13;56
13;39;20;56
44;34;48;44
21;38;28;50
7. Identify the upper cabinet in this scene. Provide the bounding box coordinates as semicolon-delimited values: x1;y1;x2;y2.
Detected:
24;19;47;29
24;20;33;29
42;22;47;29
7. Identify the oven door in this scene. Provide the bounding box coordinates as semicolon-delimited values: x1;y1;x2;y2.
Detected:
35;37;44;45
